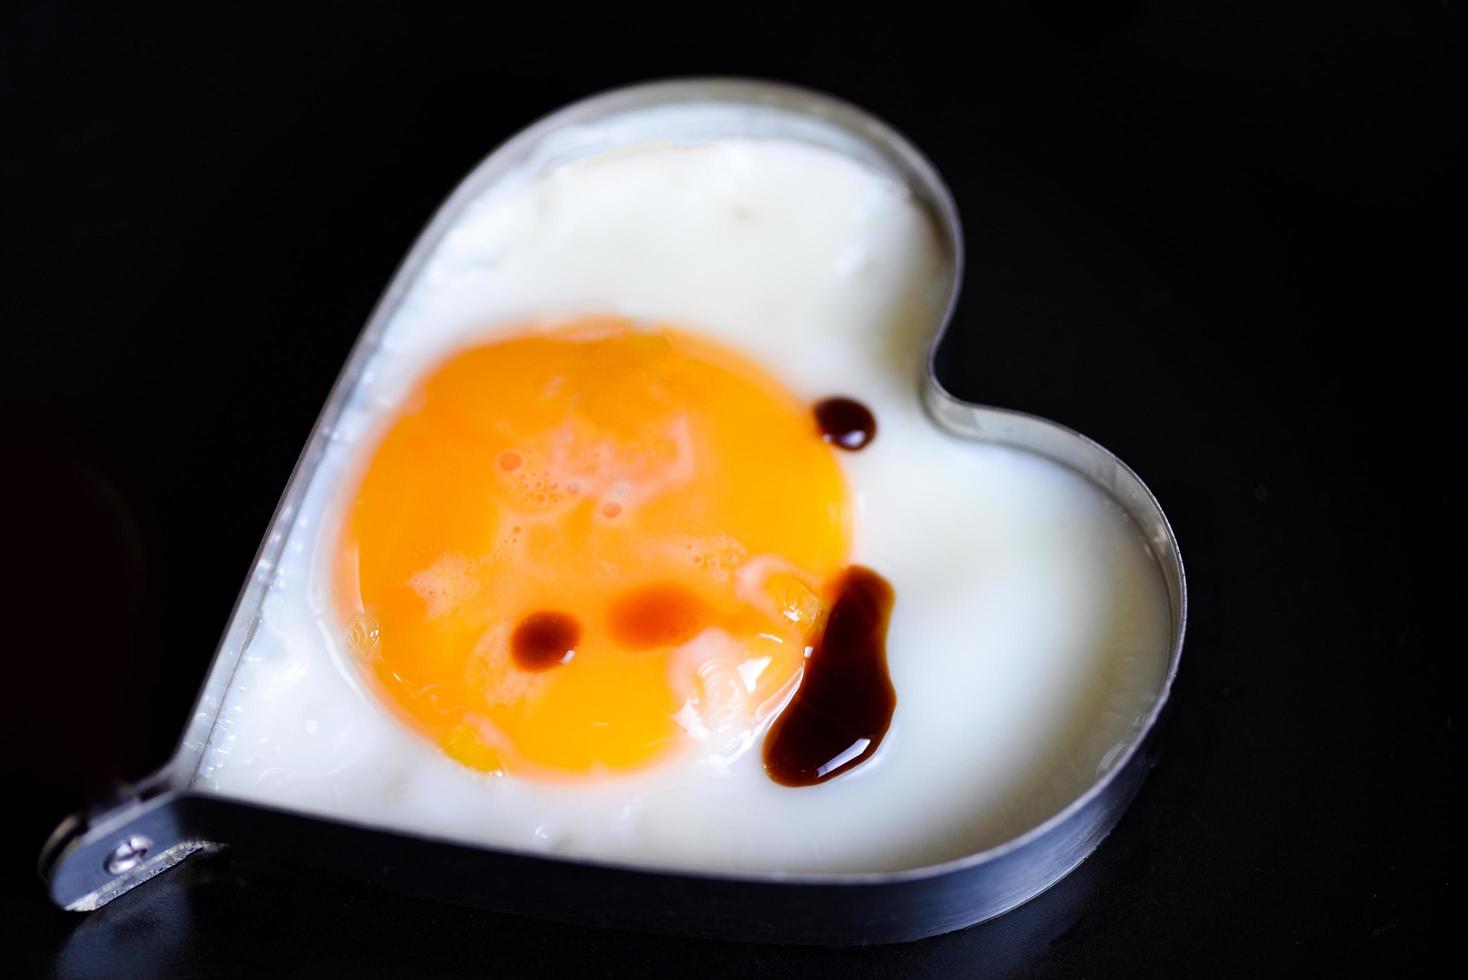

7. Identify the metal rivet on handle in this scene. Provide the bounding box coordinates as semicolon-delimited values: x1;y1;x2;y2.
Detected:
105;835;152;875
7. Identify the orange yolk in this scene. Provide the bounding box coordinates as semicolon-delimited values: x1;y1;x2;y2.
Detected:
335;317;851;779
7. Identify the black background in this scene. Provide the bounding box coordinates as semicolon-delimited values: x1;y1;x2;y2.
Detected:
2;2;1459;976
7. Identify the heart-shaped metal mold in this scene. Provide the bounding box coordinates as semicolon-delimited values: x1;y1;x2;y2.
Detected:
40;79;1185;944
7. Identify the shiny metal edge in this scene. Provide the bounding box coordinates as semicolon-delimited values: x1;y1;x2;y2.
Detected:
39;78;1186;939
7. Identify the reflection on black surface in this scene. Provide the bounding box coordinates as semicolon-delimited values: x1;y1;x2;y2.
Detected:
54;859;198;979
51;834;1107;980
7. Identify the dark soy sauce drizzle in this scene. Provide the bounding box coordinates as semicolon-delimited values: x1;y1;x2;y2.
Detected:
814;397;877;451
511;611;580;671
607;583;707;650
763;566;896;786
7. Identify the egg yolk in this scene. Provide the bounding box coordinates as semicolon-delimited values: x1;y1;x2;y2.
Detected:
336;318;851;779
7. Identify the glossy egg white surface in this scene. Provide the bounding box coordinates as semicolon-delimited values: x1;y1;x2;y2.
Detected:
195;111;1171;874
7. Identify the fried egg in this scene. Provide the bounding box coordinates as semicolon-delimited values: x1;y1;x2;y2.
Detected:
196;116;1171;873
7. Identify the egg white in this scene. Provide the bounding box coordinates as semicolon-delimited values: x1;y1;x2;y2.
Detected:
195;120;1171;874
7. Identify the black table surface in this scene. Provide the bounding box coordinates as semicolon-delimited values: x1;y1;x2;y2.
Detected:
2;3;1457;976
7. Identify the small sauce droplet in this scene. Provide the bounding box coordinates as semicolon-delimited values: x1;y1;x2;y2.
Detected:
813;397;876;451
511;611;580;670
498;451;523;472
602;501;622;518
608;583;708;649
763;566;895;786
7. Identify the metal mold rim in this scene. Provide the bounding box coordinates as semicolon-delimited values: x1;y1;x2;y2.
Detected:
39;76;1187;923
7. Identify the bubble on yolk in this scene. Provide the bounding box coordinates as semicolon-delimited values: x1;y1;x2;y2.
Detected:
336;317;851;779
